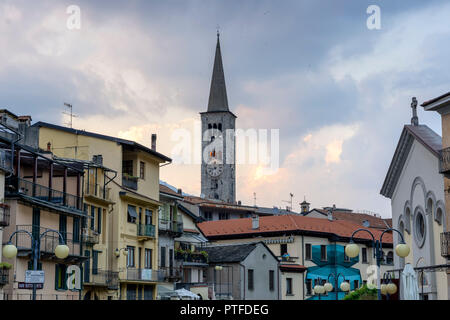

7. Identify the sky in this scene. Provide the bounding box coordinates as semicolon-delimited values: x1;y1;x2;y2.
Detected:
1;0;450;217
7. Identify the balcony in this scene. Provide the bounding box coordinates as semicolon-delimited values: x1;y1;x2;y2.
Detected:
175;251;208;264
0;149;12;173
122;175;138;190
0;268;9;286
278;254;299;263
159;266;183;282
81;227;99;246
0;203;10;227
159;219;183;235
85;183;111;202
439;147;450;175
6;177;82;212
126;268;164;282
441;232;450;258
84;269;119;289
14;225;85;262
137;224;156;240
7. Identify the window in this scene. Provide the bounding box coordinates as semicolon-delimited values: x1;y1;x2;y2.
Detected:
305;244;312;260
269;270;275;291
160;247;166;268
219;212;229;220
280;244;288;256
55;264;67;290
127;205;137;224
90;205;96;229
218;123;222;131
204;211;213;221
145;249;152;269
362;247;368;263
127;284;137;300
320;245;327;261
145;209;152;225
286;278;293;295
97;207;102;234
415;211;426;247
248;269;254;290
123;160;133;176
59;215;67;243
306;279;312;295
92;250;99;275
386;251;394;265
353;280;359;290
73;217;80;243
139;161;145;180
127;246;135;267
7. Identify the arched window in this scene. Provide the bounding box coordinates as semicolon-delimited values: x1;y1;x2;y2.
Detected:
414;207;426;248
208;124;212;129
213;123;217;129
218;123;222;131
436;207;443;225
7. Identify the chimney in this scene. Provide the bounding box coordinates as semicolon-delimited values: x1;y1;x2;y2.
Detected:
327;208;333;221
177;188;182;195
411;97;419;126
47;142;51;152
151;134;157;151
252;215;259;230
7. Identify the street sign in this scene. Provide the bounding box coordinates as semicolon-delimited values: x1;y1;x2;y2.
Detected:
18;282;43;290
25;270;45;284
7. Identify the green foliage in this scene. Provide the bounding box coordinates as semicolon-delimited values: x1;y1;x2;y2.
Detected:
0;262;12;269
343;285;378;300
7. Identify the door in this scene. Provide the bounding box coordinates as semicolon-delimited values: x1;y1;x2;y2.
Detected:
169;249;174;276
144;285;154;300
127;284;137;300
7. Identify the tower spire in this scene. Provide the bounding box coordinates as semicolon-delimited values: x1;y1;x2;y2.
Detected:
411;97;419;126
207;31;229;112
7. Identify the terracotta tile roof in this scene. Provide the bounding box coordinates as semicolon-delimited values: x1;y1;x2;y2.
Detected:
159;184;183;197
197;214;393;244
183;196;256;212
279;264;307;273
183;228;200;234
315;209;391;229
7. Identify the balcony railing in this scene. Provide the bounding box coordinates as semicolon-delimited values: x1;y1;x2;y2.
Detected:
85;183;111;201
6;177;82;211
159;219;183;234
81;227;99;246
439;147;450;174
0;268;9;285
159;266;183;281
137;224;155;238
0;203;10;227
175;251;208;264
126;268;164;282
441;232;450;258
2;293;79;300
0;149;12;172
122;175;138;190
14;225;83;259
84;269;119;289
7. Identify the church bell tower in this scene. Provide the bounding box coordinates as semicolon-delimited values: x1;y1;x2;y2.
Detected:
200;32;236;203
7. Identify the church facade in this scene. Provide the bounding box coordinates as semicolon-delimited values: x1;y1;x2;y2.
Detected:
200;33;236;204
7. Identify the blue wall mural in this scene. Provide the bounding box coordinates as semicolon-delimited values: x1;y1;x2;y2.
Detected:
305;244;362;300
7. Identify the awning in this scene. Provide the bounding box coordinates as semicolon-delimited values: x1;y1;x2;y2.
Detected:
127;205;138;218
175;233;208;244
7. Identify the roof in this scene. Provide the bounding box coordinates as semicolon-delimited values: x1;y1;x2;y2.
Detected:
32;121;172;163
159;184;183;199
183;196;256;212
380;124;441;199
311;209;390;229
206;33;230;113
197;214;393;244
279;264;307;273
204;242;277;263
177;202;204;223
421;91;450;107
256;206;299;216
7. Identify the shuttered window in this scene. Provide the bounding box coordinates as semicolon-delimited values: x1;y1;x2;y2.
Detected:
55;264;67;290
73;217;80;243
269;270;274;291
97;207;102;234
90;206;95;229
248;269;254;290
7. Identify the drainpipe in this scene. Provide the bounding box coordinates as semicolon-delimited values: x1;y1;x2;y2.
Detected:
301;235;305;300
239;263;245;300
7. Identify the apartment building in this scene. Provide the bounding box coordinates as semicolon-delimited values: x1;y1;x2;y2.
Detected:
32;121;171;300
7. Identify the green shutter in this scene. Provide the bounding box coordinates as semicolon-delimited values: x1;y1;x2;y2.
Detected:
97;208;102;234
73;217;80;243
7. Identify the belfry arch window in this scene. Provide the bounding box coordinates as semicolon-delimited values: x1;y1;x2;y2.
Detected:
213;123;217;129
218;123;222;131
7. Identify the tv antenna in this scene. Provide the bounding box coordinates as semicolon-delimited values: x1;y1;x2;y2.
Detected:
63;103;77;128
282;193;294;211
253;192;257;207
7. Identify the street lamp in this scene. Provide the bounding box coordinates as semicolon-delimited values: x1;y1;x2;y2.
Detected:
2;228;69;300
344;228;409;300
114;247;129;257
313;277;326;300
323;273;350;300
381;273;397;300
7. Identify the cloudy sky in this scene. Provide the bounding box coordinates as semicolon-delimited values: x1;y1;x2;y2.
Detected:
1;0;450;217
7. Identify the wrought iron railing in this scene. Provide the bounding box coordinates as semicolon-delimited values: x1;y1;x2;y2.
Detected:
6;177;82;211
84;269;119;289
439;147;450;174
122;175;138;190
175;251;208;263
0;203;10;227
126;268;164;282
81;227;99;246
85;183;111;201
15;225;83;258
2;293;79;300
0;149;12;172
159;266;183;280
441;232;450;258
137;224;155;238
159;219;183;234
0;268;9;285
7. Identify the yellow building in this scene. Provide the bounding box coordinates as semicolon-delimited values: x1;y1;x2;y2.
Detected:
33;122;171;300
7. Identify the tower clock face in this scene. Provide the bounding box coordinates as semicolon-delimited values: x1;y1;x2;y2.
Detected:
207;162;223;177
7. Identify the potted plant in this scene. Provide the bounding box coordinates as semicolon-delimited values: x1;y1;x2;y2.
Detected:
343;285;378;300
0;262;12;270
199;251;209;262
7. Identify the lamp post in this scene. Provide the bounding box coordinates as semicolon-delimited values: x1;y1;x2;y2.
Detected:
380;272;397;300
2;228;70;300
345;228;409;300
313;277;325;300
323;273;350;300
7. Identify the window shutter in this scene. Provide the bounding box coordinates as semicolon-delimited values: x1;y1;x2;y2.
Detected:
97;208;102;234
